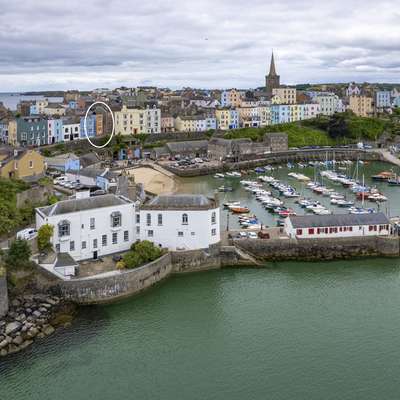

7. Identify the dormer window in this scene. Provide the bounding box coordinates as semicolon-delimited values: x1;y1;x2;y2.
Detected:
111;211;122;227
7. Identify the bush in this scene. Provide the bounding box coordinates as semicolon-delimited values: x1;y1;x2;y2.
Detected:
5;239;31;269
122;241;163;269
37;224;54;252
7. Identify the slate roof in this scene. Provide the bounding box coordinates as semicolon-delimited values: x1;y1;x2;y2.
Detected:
54;253;78;268
38;194;131;217
165;140;208;153
289;213;390;229
141;194;216;210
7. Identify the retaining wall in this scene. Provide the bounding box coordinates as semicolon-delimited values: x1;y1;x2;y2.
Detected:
233;236;400;261
164;149;382;177
0;273;8;318
16;185;53;208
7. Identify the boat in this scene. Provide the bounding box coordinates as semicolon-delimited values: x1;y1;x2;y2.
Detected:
371;171;395;181
388;177;400;186
223;201;240;208
214;173;225;179
230;206;250;214
218;186;233;192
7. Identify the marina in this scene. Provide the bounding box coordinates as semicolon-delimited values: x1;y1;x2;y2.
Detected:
177;160;400;232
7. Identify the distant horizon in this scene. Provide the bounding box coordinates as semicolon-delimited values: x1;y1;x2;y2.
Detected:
1;80;400;95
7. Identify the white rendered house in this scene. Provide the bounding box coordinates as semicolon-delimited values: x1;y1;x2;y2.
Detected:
139;194;220;250
285;213;391;239
36;193;136;261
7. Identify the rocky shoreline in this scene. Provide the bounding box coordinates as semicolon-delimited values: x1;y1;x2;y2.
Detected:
0;294;76;357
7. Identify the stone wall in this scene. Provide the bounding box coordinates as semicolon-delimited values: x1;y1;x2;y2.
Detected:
16;185;53;209
0;270;8;318
58;253;173;304
55;245;223;304
164;148;381;177
233;236;400;262
171;243;222;273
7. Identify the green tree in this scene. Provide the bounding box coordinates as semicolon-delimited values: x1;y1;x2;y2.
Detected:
5;239;31;268
122;251;142;269
37;224;54;252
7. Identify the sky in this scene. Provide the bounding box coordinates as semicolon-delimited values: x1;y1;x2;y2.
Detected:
0;0;399;92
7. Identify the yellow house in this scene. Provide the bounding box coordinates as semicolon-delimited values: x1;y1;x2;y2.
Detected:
272;88;297;104
348;96;373;117
8;120;17;146
0;149;45;180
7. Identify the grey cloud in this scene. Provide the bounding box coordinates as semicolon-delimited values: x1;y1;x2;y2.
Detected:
0;0;398;91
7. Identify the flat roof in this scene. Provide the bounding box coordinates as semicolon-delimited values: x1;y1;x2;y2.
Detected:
289;213;390;229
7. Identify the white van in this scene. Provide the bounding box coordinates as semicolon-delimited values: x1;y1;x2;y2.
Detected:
16;228;37;241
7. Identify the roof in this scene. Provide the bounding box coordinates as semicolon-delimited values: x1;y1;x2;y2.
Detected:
37;194;132;217
141;194;217;210
54;253;78;269
288;213;390;229
165;140;208;153
79;153;100;168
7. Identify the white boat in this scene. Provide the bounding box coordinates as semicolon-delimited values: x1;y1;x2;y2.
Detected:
214;173;225;179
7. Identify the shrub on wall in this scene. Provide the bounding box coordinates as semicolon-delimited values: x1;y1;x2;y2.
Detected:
122;241;164;269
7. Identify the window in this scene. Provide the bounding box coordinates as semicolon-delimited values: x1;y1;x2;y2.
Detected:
182;213;188;225
58;220;70;237
111;212;122;227
146;213;151;226
124;230;129;242
102;234;107;246
93;239;98;249
178;231;184;237
148;230;154;237
296;229;303;236
308;228;315;235
211;211;216;225
191;232;195;236
112;232;118;244
70;241;75;251
211;229;216;236
55;244;60;252
29;160;33;169
158;214;163;226
136;226;140;234
82;241;86;249
136;214;140;224
90;218;95;230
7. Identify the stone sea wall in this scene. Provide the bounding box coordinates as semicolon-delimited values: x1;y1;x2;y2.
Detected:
57;253;173;304
233;236;400;262
0;272;8;318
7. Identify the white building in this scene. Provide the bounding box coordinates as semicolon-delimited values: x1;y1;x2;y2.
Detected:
36;193;136;261
62;121;80;142
310;93;342;116
139;194;220;251
285;213;391;239
115;105;161;135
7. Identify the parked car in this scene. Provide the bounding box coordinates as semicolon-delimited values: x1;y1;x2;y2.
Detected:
54;176;67;184
248;232;258;239
16;228;37;241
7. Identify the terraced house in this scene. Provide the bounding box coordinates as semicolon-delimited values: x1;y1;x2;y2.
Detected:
16;116;48;146
0;148;45;180
115;105;161;135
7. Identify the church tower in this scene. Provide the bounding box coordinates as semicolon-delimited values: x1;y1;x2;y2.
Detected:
265;51;280;98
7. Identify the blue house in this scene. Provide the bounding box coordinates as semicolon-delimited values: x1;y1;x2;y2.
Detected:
375;91;391;109
44;153;80;172
48;119;63;144
80;115;96;138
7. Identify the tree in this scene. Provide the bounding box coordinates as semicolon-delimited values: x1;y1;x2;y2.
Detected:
37;224;54;253
5;239;31;268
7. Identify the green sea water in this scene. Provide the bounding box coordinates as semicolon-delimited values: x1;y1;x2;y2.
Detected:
2;259;400;400
2;161;400;399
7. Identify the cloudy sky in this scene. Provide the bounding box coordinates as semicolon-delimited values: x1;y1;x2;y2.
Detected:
0;0;399;91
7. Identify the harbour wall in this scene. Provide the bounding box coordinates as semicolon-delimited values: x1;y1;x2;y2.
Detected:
56;244;226;304
0;270;8;318
232;236;400;262
164;148;382;177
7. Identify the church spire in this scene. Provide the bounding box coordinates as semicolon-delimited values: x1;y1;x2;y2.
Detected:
269;51;277;76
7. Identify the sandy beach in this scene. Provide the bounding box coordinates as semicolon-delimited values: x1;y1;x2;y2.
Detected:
124;166;178;195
